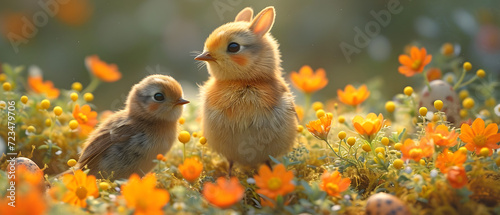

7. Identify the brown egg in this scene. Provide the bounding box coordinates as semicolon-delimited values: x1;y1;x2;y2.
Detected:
366;193;411;215
9;157;42;173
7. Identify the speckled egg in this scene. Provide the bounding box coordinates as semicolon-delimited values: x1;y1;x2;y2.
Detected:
7;157;42;173
366;193;410;215
419;80;460;123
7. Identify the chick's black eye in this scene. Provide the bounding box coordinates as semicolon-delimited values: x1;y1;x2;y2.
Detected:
153;93;164;101
227;42;240;53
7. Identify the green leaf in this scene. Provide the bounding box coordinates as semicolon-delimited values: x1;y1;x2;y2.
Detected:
398;128;406;141
268;155;281;164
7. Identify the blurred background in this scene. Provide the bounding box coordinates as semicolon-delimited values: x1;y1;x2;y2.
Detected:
1;0;499;111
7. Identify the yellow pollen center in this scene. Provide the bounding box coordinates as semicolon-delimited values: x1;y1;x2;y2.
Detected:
137;198;148;211
411;60;422;70
267;177;282;191
409;148;423;159
326;183;339;194
78;113;88;123
473;135;487;147
75;186;88;200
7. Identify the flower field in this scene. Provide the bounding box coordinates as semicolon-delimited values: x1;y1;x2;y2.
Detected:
1;43;500;214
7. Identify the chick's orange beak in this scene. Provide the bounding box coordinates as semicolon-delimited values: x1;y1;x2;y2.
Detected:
194;52;215;61
176;98;190;105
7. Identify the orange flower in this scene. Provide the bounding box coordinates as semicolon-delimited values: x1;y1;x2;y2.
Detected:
306;114;333;140
0;190;46;215
425;123;459;147
290;65;328;94
178;157;203;183
446;166;468;189
254;164;295;200
320;170;351;197
400;138;434;162
337;84;370;106
56;0;93;26
202;177;245;209
73;104;98;136
352;113;384;137
426;68;442;81
85;55;122;82
28;73;60;99
435;149;466;173
459;118;500;156
61;169;99;208
122;173;170;215
398;46;432;77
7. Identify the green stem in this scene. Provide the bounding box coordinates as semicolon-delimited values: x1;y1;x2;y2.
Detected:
183;144;186;162
82;77;101;94
453;68;467;90
423;71;432;91
304;93;311;117
456;76;478;89
324;140;357;166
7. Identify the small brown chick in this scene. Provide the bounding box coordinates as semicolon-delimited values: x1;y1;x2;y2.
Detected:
195;7;298;173
70;75;189;179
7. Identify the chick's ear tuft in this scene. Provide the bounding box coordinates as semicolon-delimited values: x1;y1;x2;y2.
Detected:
235;7;253;22
250;6;275;37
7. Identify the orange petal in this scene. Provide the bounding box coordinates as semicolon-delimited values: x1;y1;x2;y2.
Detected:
410;47;420;60
299;65;313;76
472;118;485;136
398;55;413;66
484;123;499;137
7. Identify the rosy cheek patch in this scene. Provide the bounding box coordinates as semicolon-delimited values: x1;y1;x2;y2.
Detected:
230;55;248;66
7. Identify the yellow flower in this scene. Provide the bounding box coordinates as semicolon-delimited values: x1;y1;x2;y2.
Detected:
72;82;83;91
338;131;346;140
393;159;404;169
337;84;370;106
72;104;98;136
199;137;207;145
463;62;472;71
316;109;326;118
69;120;79;130
40;99;50;109
2;82;11;91
434;100;443;111
290;65;328;94
53;106;63;116
70;92;78;101
67;159;77;167
121;173;170;215
419;107;428;116
385;101;396;113
352;113;384;138
312;101;324;111
178;131;191;144
476;69;486;78
347;137;356;146
403;86;413;96
20;95;28;104
61;170;99;208
178;158;203;183
463;97;474;109
84;93;94;102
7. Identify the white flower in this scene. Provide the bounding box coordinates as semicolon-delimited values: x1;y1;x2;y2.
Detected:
494;104;500;117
